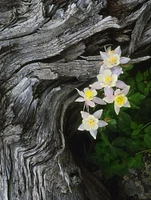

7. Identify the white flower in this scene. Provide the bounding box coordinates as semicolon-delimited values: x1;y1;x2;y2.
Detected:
100;46;130;68
78;110;108;139
103;86;131;115
90;69;118;90
75;87;106;108
99;69;117;88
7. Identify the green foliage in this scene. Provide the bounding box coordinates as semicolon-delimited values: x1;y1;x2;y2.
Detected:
129;93;145;109
87;66;151;179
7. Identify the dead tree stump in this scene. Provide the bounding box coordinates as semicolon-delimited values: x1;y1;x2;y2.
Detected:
0;0;151;199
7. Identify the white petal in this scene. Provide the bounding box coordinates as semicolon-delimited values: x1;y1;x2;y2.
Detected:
98;120;108;127
104;87;113;97
122;86;130;95
90;82;102;90
114;46;121;56
111;74;118;83
90;129;97;139
103;69;112;76
116;80;127;89
83;87;90;93
97;74;104;82
120;57;130;64
99;65;106;73
93;97;106;105
124;100;130;108
93;109;103;119
112;66;123;76
103;59;113;68
114;104;120;115
114;88;121;96
106;46;112;53
78;124;85;131
87;100;95;107
75;97;85;102
81;111;89;119
100;51;109;60
75;88;85;97
103;96;114;103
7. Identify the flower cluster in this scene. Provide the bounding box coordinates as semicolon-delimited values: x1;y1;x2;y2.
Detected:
75;46;131;139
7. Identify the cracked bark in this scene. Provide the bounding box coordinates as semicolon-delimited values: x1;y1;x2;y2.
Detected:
0;0;151;199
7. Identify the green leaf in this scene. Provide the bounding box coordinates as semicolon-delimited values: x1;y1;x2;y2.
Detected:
112;137;127;147
132;130;139;138
126;138;142;153
136;71;143;82
117;112;132;134
122;64;133;72
137;124;144;131
131;124;144;138
108;119;117;132
126;138;133;148
98;146;110;155
144;134;151;148
126;157;135;168
147;81;151;88
104;154;110;162
99;141;109;148
144;125;151;135
129;93;145;107
131;121;138;129
101;133;111;146
144;88;149;96
116;148;129;158
127;77;135;87
143;70;149;79
137;82;146;93
133;154;144;169
111;162;128;177
130;102;140;109
109;145;118;158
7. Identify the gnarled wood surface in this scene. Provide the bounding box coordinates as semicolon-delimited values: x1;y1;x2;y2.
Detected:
0;0;151;199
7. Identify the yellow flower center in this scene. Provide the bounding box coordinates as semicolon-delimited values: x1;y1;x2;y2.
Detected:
85;90;93;100
105;75;111;84
115;95;125;106
109;56;117;64
88;119;95;126
83;115;98;130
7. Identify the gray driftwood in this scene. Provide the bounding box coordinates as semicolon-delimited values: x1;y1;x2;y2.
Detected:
0;0;151;199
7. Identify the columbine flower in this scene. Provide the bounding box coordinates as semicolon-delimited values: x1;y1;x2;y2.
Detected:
75;87;106;108
78;110;108;139
91;69;118;90
100;46;130;68
103;86;130;115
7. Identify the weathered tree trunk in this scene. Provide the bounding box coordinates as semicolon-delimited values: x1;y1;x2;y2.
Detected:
0;0;151;199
